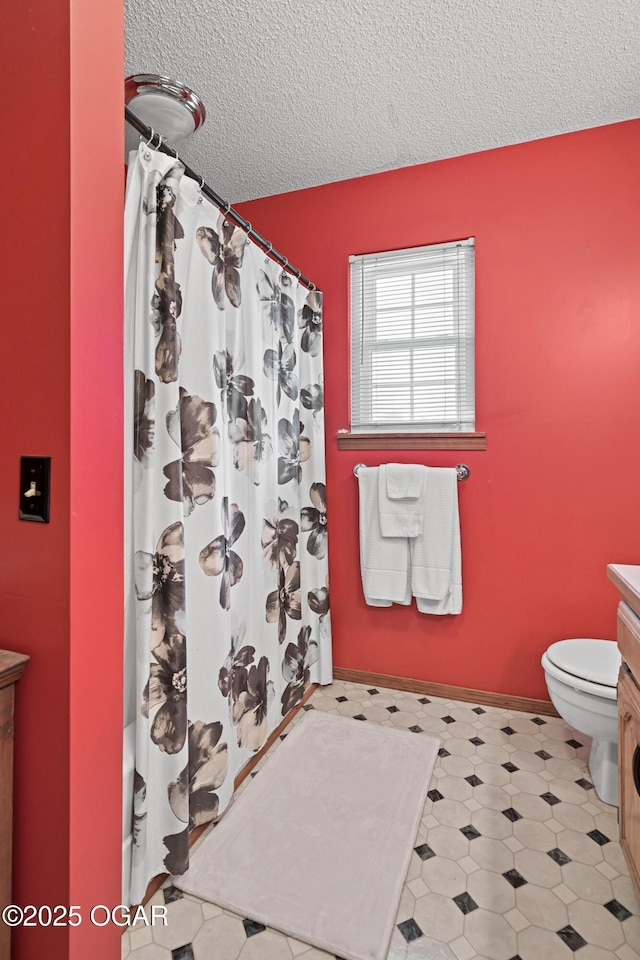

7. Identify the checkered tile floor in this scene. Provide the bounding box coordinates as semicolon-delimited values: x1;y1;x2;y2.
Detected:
122;679;640;960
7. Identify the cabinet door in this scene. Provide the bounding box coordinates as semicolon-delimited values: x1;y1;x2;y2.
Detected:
618;666;640;900
618;601;640;678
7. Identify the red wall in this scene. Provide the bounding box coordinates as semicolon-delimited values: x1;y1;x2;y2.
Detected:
2;3;71;955
1;2;123;958
68;1;124;956
238;120;640;700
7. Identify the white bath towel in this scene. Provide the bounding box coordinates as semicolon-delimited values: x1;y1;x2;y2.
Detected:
358;466;412;606
410;467;462;615
378;464;426;538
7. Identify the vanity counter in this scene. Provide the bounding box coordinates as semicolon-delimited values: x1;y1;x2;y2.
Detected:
608;564;640;616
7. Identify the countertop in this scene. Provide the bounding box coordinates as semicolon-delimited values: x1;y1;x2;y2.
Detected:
0;650;29;689
607;564;640;614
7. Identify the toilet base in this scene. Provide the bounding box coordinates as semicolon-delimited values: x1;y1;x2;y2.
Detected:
588;737;618;806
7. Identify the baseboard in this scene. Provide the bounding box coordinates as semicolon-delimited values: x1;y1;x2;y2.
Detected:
140;681;319;907
332;667;559;717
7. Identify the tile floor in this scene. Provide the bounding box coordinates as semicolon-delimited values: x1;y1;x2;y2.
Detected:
122;679;640;960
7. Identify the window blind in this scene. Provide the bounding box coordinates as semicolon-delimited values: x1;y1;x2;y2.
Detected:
350;238;475;433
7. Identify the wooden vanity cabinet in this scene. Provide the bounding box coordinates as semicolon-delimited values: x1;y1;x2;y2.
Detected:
607;564;640;903
618;663;640;895
0;650;29;960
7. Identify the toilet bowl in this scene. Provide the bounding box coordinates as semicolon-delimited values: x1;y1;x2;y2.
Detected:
541;638;621;806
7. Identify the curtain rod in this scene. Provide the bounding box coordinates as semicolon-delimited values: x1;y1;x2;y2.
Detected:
125;106;317;292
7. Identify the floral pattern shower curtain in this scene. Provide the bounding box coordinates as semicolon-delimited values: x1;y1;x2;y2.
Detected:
124;144;332;905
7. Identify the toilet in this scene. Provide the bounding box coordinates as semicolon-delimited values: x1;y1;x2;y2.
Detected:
541;638;621;806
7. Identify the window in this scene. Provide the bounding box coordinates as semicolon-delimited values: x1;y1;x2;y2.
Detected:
349;238;475;435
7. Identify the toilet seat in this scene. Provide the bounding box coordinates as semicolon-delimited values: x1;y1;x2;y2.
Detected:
546;639;620;686
542;639;621;701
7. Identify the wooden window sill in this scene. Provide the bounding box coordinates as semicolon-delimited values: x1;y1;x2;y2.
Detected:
336;431;487;451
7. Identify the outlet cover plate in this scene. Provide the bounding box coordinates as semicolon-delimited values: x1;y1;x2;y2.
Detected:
19;456;50;522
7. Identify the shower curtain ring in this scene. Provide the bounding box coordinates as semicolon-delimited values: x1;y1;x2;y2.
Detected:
310;282;316;291
244;221;252;235
295;268;302;280
145;128;156;147
281;257;289;270
157;133;174;155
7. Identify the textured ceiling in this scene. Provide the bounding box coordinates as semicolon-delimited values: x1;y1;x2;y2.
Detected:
125;0;640;203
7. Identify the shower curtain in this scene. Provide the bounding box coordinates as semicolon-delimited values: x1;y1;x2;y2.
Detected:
124;143;332;905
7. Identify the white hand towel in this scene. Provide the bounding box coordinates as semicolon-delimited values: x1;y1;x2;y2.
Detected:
410;467;462;615
358;466;412;606
386;463;425;499
377;464;426;538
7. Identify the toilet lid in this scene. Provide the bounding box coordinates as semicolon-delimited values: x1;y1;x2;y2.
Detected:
546;639;621;687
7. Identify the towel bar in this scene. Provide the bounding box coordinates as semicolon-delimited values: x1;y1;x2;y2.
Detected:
353;462;470;481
